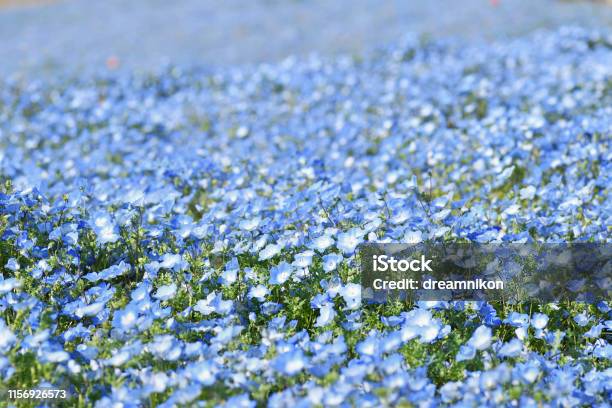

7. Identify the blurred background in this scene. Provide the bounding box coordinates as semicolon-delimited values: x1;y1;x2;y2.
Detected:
1;0;611;78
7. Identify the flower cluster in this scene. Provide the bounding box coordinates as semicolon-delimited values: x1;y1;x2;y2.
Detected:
0;27;610;406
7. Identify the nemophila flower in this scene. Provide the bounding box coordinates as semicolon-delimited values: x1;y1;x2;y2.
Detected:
336;228;365;254
94;386;142;408
544;330;566;348
530;312;549;330
106;342;143;368
131;281;152;301
89;211;120;245
293;250;314;268
272;349;307;376
261;301;282;315
343;311;362;331
340;283;361;310
505;312;530;327
457;344;476;361
320;276;342;298
63;323;90;342
310;234;335;252
221;257;239;285
403;308;431;326
248;284;269;301
418;321;444;343
5;258;19;272
148;335;182;361
160;253;188;272
596;301;610;313
213;325;243;345
0;357;14;382
514;361;541;384
48;223;79;246
269;262;292;285
0;321;16;352
310;293;331;310
515;326;528;341
31;259;51;279
143;261;162;280
75;301;106;318
0;276;21;294
84;261;130;282
584;323;603;338
474;228;501;243
154;283;177;301
21;330;50;352
112;305;139;332
478;369;504;392
259;243;282;261
315;303;336;327
76;344;98;361
498;338;523;358
159;385;201;408
439;381;463;403
322;253;343;272
67;359;81;374
380;332;403;354
403;230;423;243
239;216;261;232
468;325;493;351
592;343;612;359
479;302;502;327
519;185;537;200
141;371;171;396
573;311;590;326
382;315;404;327
221;394;255;408
40;349;70;363
194;291;232;315
15;229;34;251
356;335;380;358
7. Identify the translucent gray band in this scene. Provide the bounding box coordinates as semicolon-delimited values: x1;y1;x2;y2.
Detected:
360;243;611;302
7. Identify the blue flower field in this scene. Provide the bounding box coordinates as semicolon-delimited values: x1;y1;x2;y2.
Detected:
0;26;611;407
